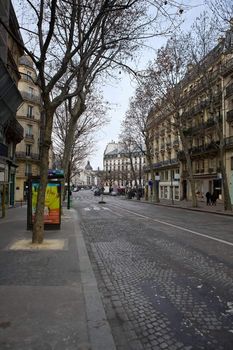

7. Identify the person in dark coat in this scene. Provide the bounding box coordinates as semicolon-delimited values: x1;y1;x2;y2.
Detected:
205;191;211;205
211;191;218;206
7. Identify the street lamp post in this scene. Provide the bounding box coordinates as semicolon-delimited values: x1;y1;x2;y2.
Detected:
67;160;71;210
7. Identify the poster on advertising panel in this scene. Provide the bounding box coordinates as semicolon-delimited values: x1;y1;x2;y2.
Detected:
32;182;61;224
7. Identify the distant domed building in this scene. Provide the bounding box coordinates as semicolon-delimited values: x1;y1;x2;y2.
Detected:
72;160;100;188
85;160;93;171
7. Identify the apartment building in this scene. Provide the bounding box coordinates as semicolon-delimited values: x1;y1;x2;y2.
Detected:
146;26;233;204
146;113;181;201
103;141;145;189
15;55;43;201
0;0;24;212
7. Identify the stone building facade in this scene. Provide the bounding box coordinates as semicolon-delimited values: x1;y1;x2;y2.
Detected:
103;141;145;190
15;55;43;201
146;28;233;204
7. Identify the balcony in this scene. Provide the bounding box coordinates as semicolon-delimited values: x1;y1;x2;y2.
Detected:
225;136;233;148
26;114;35;120
6;118;24;143
213;91;222;105
177;150;186;161
152;158;179;169
173;139;179;148
183;126;194;136
20;90;41;104
24;134;34;143
160;128;165;136
227;109;233;123
20;73;34;83
181;170;189;178
221;58;233;77
15;151;40;161
160;143;165;151
0;143;8;157
204;117;215;128
25;172;32;177
225;83;233;98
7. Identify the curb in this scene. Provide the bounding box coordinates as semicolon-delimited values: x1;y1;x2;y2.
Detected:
120;197;233;217
72;209;116;350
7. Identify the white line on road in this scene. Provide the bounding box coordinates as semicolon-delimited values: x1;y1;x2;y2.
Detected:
92;207;100;210
83;207;91;211
110;205;233;247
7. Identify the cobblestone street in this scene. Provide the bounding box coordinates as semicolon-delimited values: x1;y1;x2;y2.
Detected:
74;192;233;350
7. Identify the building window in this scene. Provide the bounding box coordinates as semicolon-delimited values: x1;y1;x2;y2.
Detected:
27;105;33;118
26;145;31;156
160;186;164;198
26;70;32;81
25;163;32;176
28;87;34;97
174;186;179;200
26;124;33;136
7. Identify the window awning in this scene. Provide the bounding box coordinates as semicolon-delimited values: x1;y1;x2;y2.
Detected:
0;58;23;126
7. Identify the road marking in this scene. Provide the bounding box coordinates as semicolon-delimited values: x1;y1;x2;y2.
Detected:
93;207;100;210
110;205;233;247
83;207;91;211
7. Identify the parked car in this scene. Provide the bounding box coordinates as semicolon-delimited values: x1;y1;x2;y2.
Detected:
110;191;117;196
94;188;101;196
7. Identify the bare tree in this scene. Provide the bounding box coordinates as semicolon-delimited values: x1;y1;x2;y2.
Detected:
121;83;159;201
207;0;233;34
6;0;193;243
143;33;202;207
120;129;140;197
53;90;108;198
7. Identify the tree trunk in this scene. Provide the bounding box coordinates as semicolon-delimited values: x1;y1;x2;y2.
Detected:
147;157;159;203
32;107;54;244
216;113;232;211
220;143;232;210
61;98;86;201
179;129;198;208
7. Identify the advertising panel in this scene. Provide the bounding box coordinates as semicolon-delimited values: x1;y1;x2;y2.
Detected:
31;181;61;225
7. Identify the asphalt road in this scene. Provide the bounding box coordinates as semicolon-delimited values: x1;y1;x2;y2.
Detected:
72;190;233;350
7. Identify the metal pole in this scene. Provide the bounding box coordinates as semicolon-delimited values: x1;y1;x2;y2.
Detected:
67;161;71;210
171;169;174;205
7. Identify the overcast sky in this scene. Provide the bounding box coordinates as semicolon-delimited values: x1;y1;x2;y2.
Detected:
89;1;206;170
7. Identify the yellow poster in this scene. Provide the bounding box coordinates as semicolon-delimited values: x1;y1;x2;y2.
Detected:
32;183;60;224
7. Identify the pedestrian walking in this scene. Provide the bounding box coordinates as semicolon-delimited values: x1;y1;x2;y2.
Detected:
211;191;218;206
205;191;211;206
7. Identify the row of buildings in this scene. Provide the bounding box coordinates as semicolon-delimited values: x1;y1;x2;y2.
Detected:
103;27;233;204
0;1;48;214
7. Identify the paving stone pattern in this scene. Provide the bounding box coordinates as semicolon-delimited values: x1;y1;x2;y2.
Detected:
81;216;233;350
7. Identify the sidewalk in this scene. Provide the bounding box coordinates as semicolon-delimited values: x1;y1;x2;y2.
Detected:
123;196;233;216
0;206;116;350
